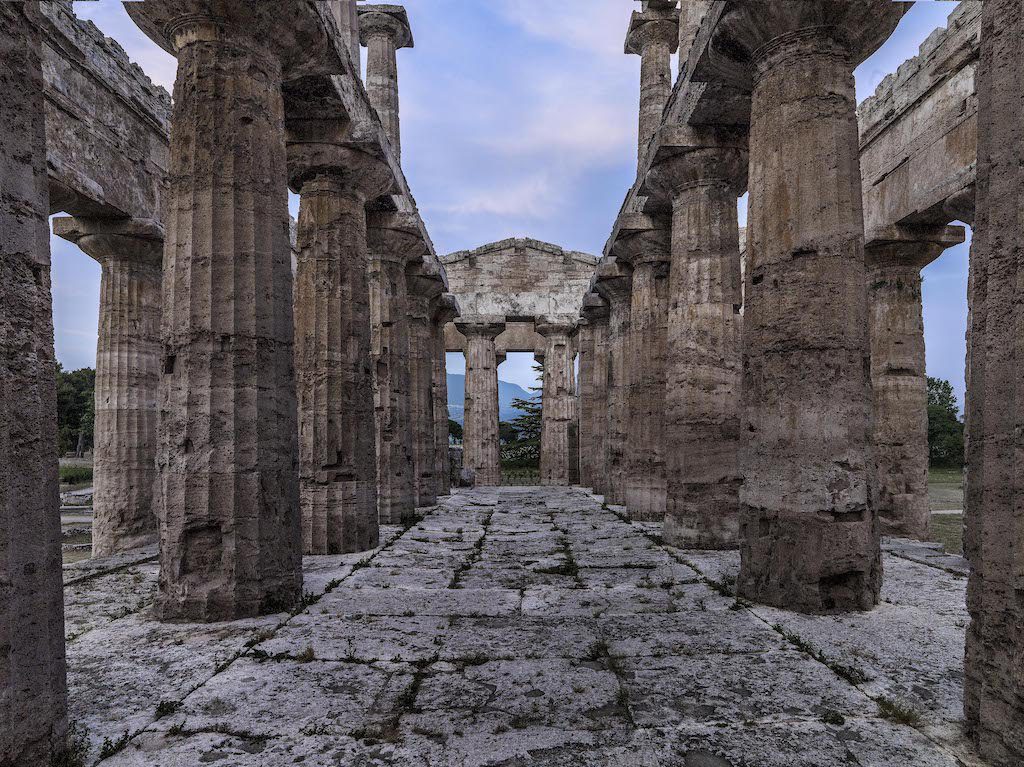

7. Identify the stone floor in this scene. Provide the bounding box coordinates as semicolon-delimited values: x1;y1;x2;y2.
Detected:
62;487;989;766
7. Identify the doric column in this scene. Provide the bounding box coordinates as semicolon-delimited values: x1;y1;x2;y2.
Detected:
646;128;747;549
367;212;421;524
133;7;311;621
965;1;1024;758
678;0;711;61
407;258;445;507
865;226;965;541
288;143;393;555
0;4;68;762
594;259;634;506
616;223;671;521
580;293;611;494
432;294;460;498
458;318;505;486
625;3;679;166
716;2;907;613
53;217;164;558
537;319;577;486
358;5;413;159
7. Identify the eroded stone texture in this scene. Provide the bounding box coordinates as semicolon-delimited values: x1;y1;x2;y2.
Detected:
646;129;746;549
54;217;163;558
964;0;1024;761
594;259;634;506
537;320;577;486
147;11;304;621
578;295;610;493
0;4;68;762
625;2;679;166
726;2;907;613
865;226;965;540
290;145;393;555
678;0;711;60
458;318;505;487
407;260;445;507
432;295;459;499
358;5;413;160
616;225;670;521
368;213;420;525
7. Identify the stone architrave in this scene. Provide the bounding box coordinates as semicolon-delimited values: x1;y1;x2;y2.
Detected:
367;212;422;524
358;5;413;159
53;217;164;558
432;294;460;498
679;0;711;60
615;223;671;521
645;127;747;549
127;2;348;621
716;1;908;613
289;142;394;555
579;293;611;494
407;258;445;507
458;318;505;486
625;2;680;166
964;0;1024;761
594;259;634;506
0;4;68;762
537;319;577;486
865;225;965;541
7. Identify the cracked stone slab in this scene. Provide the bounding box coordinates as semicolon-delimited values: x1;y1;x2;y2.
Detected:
63;544;159;584
313;586;522;617
599;609;787;658
521;585;674;616
256;614;447;662
64;563;158;641
437;617;602;661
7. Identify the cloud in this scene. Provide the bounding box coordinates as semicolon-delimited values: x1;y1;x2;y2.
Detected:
492;0;635;59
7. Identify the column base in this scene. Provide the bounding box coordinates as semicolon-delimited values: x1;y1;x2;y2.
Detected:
664;488;741;550
301;480;380;555
625;479;666;521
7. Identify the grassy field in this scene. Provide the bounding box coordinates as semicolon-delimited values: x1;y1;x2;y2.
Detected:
927;467;964;555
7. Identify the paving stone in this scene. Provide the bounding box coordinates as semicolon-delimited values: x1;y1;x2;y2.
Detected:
521;585;674;617
257;614;447;662
64;563;158;641
314;586;522;617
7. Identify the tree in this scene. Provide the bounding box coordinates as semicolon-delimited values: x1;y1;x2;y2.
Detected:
927;376;964;468
498;421;520;445
56;363;95;456
506;359;544;467
448;419;463;441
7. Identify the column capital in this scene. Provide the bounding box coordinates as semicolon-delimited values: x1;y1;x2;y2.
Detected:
358;5;414;49
432;293;460;326
456;316;506;340
407;256;446;300
865;224;966;271
287;143;395;199
367;211;428;265
581;292;611;323
644;125;749;202
52;216;163;267
625;7;680;55
594;257;634;303
535;318;576;339
610;216;671;266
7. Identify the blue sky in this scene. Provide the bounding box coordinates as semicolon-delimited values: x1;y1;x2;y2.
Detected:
55;1;969;407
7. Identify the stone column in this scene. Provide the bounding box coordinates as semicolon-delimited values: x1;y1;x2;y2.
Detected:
367;214;423;524
618;226;671;521
678;0;710;61
537;320;576;486
965;1;1024;760
594;259;634;506
53;217;164;558
358;5;413;159
0;4;68;762
865;226;965;541
646;129;747;549
432;295;459;498
289;144;393;555
720;2;906;613
407;259;445;507
458;318;505;486
625;3;679;166
148;11;304;621
580;294;611;494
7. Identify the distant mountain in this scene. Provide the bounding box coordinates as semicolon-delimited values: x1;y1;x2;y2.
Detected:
447;374;535;424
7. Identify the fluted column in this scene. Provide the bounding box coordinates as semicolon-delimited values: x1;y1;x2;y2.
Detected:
678;0;710;61
358;5;413;159
407;260;444;507
432;295;459;498
646;131;747;549
54;218;164;558
625;3;679;166
618;228;670;521
595;259;634;506
865;226;965;540
720;2;906;613
289;144;393;554
367;215;419;524
0;4;68;762
537;320;576;486
459;318;505;486
580;294;611;494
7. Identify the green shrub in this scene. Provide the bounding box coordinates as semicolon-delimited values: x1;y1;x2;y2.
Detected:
59;466;93;485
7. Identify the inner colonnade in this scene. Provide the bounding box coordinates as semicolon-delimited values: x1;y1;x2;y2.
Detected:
2;1;1023;766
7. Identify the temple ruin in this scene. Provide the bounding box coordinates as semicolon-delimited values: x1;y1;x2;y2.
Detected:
1;1;1022;765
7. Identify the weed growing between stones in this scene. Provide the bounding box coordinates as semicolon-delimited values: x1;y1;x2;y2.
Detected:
821;710;847;726
296;646;316;663
771;624;871;686
449;510;494;588
877;697;921;726
98;731;131;759
155;700;182;719
50;723;90;767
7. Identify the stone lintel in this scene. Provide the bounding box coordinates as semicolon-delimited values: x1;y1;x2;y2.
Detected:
625;7;681;55
52;215;164;246
865;224;967;270
358;5;414;49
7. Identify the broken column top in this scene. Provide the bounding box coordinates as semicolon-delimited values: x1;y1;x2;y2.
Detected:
625;3;680;55
359;5;414;49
